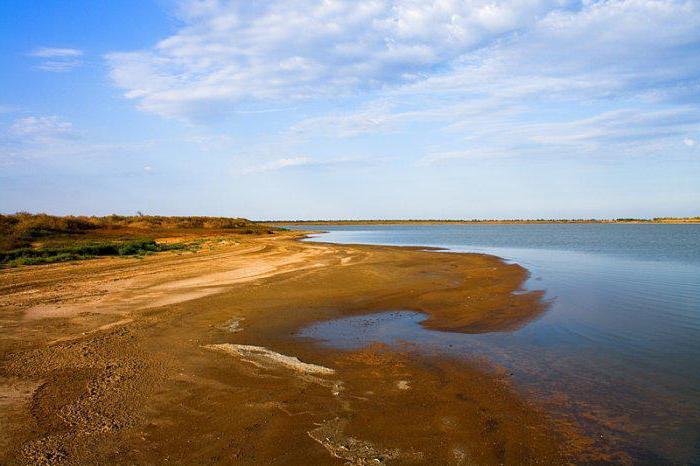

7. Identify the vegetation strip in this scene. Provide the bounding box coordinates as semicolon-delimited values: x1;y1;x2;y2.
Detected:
0;212;281;268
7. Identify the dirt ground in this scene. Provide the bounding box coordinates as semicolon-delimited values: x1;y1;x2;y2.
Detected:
0;231;582;465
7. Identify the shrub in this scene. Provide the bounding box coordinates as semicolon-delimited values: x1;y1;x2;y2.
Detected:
0;239;194;268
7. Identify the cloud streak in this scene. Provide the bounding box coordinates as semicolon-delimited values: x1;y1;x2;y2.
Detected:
30;47;83;72
1;116;156;160
9;116;76;143
239;155;379;174
241;156;312;174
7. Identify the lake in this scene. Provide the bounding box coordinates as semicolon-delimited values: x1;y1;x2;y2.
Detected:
290;224;700;464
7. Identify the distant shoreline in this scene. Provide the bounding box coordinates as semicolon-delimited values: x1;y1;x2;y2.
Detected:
265;217;700;225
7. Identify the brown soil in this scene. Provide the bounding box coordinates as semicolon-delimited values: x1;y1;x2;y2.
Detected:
0;231;583;465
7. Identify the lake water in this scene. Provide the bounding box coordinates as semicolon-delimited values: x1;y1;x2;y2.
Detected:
290;224;700;464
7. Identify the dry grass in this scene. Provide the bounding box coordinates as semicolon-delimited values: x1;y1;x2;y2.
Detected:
0;213;280;267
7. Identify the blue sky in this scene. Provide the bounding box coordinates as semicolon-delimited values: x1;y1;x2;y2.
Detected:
1;0;699;219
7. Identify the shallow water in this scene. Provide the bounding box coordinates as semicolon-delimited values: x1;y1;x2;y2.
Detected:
291;224;700;463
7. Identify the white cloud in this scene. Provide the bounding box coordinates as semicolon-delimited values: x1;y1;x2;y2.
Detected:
31;47;83;58
9;116;76;143
30;47;83;72
289;99;506;138
239;155;379;174
185;133;236;151
107;0;700;121
106;0;568;118
417;148;509;165
104;0;700;167
414;106;700;165
2;115;156;160
289;102;399;138
396;0;700;104
525;108;700;147
241;156;312;174
685;137;697;147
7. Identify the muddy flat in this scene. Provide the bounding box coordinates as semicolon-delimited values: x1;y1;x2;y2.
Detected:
0;231;585;464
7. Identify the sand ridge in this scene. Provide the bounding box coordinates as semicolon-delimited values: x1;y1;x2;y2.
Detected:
203;343;336;375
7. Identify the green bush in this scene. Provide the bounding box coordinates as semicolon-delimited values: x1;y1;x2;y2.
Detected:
0;239;195;268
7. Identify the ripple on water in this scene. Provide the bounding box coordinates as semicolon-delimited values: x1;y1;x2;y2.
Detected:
290;224;700;463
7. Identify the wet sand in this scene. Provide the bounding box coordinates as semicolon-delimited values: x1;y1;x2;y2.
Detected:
0;232;584;464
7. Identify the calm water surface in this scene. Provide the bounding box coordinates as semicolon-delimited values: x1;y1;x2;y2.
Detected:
291;224;700;463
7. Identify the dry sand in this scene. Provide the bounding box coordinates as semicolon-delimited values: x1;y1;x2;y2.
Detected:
0;231;588;464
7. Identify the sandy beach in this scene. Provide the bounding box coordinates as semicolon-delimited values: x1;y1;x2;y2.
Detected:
0;231;584;464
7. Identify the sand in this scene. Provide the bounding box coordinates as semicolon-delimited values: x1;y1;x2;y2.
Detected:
0;231;585;465
203;344;336;375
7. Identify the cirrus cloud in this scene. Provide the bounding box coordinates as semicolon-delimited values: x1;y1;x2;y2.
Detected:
30;47;83;72
9;116;76;143
241;156;312;174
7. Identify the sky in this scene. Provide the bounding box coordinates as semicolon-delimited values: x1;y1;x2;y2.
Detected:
1;0;699;220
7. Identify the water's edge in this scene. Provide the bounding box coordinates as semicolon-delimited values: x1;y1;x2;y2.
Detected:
291;224;700;464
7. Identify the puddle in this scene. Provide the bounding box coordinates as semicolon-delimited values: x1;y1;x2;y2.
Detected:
299;311;429;350
298;310;700;463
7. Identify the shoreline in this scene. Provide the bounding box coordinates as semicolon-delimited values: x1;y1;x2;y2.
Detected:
1;231;595;464
265;218;700;225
